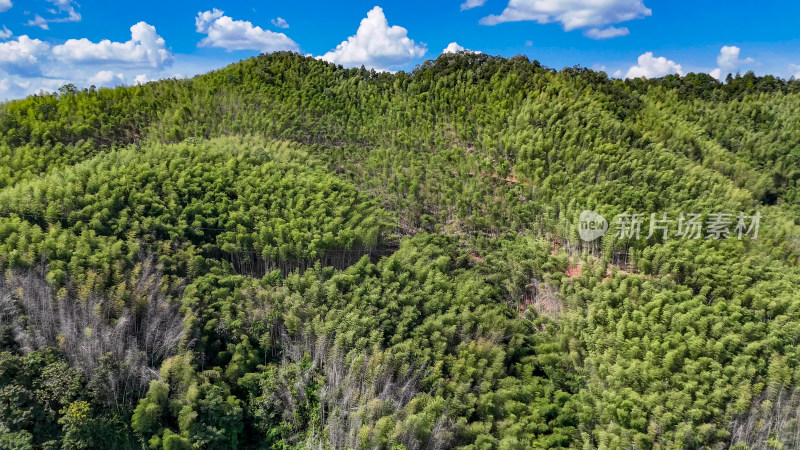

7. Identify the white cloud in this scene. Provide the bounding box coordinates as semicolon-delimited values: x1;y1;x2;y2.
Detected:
52;22;173;69
790;64;800;80
47;0;80;20
0;0;10;12
0;25;11;39
271;17;289;29
717;46;753;70
0;78;29;97
320;6;426;70
625;52;683;79
461;0;488;10
480;0;651;38
442;42;481;55
195;9;224;33
133;73;150;85
25;0;80;29
709;46;754;80
26;15;49;30
0;75;66;99
525;40;533;46
0;24;221;100
0;22;177;99
0;35;50;76
443;42;465;53
89;70;123;86
196;9;299;53
585;25;629;39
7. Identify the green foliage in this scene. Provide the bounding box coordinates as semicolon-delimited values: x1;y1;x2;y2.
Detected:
0;51;798;448
0;136;389;287
0;350;84;448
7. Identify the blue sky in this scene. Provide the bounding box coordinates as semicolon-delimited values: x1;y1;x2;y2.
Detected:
1;0;799;99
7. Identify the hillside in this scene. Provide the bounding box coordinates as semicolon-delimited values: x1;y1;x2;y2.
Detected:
0;52;799;449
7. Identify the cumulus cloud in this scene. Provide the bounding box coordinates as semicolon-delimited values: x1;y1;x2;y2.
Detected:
625;52;683;79
271;17;289;29
461;0;488;10
442;42;481;55
709;46;754;80
52;22;172;69
443;42;465;53
0;21;182;99
0;35;51;76
0;26;11;39
320;6;426;70
480;0;650;39
26;0;81;29
0;0;11;12
133;73;150;85
195;9;224;33
89;70;124;86
196;9;299;53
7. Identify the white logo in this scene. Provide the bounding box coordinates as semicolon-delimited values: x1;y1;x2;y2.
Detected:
579;210;608;242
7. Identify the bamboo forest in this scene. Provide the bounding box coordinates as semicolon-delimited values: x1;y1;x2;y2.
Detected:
0;51;799;449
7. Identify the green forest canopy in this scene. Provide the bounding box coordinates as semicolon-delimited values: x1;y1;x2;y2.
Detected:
0;51;798;449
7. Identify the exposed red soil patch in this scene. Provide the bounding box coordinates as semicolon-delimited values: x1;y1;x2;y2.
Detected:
566;264;582;278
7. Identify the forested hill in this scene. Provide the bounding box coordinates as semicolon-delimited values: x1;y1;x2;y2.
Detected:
0;52;799;449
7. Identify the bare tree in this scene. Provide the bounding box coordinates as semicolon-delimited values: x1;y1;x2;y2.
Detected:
0;258;186;411
267;327;453;449
729;385;800;449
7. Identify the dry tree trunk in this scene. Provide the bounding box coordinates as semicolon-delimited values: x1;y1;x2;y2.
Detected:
268;327;453;450
0;259;186;410
728;385;800;449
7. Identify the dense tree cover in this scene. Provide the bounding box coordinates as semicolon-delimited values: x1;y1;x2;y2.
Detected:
0;136;388;286
0;52;798;448
0;349;138;449
560;242;800;448
128;235;576;448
